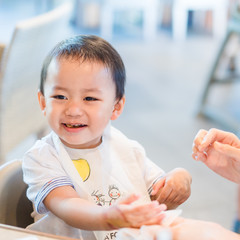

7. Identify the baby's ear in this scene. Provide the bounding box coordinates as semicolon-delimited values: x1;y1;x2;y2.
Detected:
38;91;46;116
111;96;125;121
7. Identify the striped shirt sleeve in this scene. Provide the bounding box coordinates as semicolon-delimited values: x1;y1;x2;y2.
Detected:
35;176;74;214
147;175;166;195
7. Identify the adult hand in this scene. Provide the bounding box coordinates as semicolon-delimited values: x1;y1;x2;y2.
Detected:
192;128;240;183
170;217;240;240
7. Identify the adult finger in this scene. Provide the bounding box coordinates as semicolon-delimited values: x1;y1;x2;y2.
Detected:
214;142;240;161
192;152;207;162
193;129;208;148
199;128;233;151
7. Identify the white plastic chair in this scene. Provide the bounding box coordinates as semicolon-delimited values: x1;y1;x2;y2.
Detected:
100;0;159;41
0;2;72;164
172;0;228;40
0;159;33;228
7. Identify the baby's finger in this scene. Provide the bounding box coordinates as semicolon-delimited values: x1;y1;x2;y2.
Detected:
162;190;188;209
127;203;166;227
169;194;187;206
141;211;166;226
151;177;166;196
130;200;165;213
168;191;179;203
131;213;164;227
162;198;179;210
156;187;173;204
119;194;140;205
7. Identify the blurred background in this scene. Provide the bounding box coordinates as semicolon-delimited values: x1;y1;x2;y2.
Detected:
0;0;240;233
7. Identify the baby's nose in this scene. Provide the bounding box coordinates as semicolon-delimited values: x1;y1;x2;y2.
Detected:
65;101;84;116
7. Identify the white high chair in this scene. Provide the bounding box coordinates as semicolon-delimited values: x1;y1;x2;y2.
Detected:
0;3;72;163
0;159;33;228
172;0;229;40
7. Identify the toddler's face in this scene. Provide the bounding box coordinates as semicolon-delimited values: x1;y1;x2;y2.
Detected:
38;58;124;149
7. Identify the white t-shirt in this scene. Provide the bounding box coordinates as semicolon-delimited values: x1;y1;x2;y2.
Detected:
22;125;164;240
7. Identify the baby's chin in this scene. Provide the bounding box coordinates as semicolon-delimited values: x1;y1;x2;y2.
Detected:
60;137;102;149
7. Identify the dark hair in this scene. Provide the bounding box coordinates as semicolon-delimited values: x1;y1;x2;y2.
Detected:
40;35;126;100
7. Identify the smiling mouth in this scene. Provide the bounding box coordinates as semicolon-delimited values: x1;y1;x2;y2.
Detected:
64;123;87;128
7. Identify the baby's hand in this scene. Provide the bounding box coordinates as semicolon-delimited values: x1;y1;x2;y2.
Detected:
151;168;191;209
104;194;167;229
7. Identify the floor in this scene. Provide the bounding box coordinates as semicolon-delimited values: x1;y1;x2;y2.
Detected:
0;0;239;231
112;36;237;230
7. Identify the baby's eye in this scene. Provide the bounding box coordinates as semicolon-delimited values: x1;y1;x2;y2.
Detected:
84;96;98;101
52;95;67;100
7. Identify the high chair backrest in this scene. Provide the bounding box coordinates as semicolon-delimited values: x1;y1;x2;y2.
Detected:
0;159;33;228
0;2;72;164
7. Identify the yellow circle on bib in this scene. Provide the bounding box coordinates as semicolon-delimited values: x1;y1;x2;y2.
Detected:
72;159;90;182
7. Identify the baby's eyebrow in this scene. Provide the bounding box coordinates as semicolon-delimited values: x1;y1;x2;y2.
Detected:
52;86;103;94
81;88;103;94
52;86;67;92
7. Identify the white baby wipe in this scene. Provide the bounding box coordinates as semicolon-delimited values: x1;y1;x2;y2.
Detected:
160;209;182;227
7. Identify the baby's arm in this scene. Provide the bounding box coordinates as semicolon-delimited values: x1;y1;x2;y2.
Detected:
150;168;192;209
43;185;166;230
